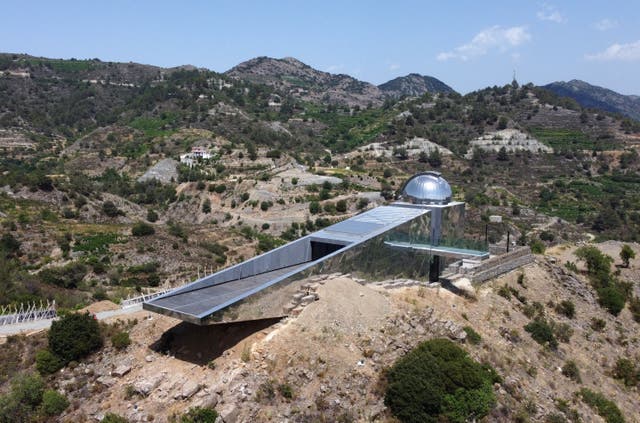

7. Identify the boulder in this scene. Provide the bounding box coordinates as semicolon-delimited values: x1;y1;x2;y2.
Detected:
112;364;131;377
134;374;164;396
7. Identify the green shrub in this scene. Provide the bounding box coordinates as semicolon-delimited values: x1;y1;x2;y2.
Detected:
529;239;546;254
577;388;625;423
131;221;155;237
48;312;102;364
463;326;482;345
102;201;124;217
110;331;131;350
202;198;211;214
40;389;69;416
384;338;497;423
629;296;640;323
39;262;88;289
102;412;129;423
612;358;638;387
146;209;158;222
556;300;575;318
523;301;545;319
35;349;63;375
278;383;294;399
179;406;218;423
336;199;348;213
597;286;625;316
524;319;558;350
0;373;45;420
551;321;573;343
561;360;581;383
619;244;635;268
497;285;511;299
309;201;320;214
590;317;606;331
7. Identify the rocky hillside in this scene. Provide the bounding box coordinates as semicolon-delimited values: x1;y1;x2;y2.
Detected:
378;73;456;98
3;242;640;422
226;56;384;106
544;79;640;121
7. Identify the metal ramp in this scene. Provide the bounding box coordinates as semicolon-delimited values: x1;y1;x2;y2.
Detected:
145;263;309;324
144;205;430;325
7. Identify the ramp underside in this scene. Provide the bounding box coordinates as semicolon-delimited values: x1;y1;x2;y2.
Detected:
145;263;308;322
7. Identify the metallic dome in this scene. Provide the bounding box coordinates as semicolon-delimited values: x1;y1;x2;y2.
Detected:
400;171;452;205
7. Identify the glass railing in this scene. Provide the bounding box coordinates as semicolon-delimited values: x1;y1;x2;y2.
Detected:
385;232;488;252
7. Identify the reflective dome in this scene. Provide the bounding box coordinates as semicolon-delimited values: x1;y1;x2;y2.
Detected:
401;171;452;205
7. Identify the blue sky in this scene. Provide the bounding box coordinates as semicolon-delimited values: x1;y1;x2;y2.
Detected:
2;0;639;94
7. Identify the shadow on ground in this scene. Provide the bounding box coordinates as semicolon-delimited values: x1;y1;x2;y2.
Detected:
149;317;282;365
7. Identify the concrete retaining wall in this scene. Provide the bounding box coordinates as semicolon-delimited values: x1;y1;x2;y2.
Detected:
469;247;534;284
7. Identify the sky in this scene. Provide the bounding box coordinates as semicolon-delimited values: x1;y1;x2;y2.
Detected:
1;0;639;95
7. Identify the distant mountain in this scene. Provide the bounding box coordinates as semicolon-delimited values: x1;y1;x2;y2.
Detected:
226;56;383;106
378;73;456;98
544;79;640;121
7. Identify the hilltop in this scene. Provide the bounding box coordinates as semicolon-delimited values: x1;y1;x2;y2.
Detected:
378;73;456;98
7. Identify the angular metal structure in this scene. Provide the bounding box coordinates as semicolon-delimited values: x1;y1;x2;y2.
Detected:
144;173;489;325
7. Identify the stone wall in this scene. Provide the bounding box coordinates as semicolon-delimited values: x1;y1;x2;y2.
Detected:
468;247;534;284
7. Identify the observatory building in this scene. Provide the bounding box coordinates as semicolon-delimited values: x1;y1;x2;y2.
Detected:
144;172;489;325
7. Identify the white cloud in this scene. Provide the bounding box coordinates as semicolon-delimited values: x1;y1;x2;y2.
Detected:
437;26;531;61
593;18;618;31
586;40;640;61
537;3;567;23
389;63;400;71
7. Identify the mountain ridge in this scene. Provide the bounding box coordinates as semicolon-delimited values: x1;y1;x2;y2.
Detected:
225;56;454;106
544;79;640;121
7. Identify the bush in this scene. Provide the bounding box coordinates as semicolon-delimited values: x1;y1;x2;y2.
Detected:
146;209;158;222
102;201;124;217
111;331;131;350
556;300;575;318
309;201;320;214
356;197;369;210
597;286;625;316
0;373;45;420
629;296;640;323
48;312;102;364
561;360;581;383
35;349;63;375
620;244;635;268
577;388;625;423
179;406;218;423
590;317;607;331
39;263;88;289
524;319;558;350
202;198;211;214
551;321;573;343
529;239;546;254
278;383;294;399
40;389;69;416
260;201;272;211
612;358;638;387
463;326;482;345
102;413;129;423
384;338;497;423
497;285;511;299
131;221;155;237
336;199;348;213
